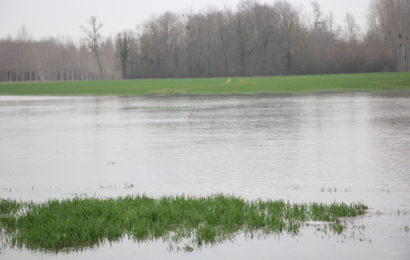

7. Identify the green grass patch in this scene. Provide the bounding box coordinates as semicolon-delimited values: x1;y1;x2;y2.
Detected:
0;72;409;96
0;199;22;215
0;195;367;252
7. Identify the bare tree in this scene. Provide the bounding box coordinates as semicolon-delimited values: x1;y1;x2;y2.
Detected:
81;16;104;78
344;13;360;43
116;31;133;78
370;0;410;71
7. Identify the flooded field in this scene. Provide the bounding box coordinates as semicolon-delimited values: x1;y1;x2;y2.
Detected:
0;93;409;259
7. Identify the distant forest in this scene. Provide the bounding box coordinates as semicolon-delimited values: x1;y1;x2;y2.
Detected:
0;0;409;82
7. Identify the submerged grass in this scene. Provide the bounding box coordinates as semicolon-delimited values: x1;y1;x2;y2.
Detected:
0;72;409;96
0;195;367;252
0;199;22;215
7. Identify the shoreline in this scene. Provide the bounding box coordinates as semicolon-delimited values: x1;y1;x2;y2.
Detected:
0;72;409;96
1;89;410;99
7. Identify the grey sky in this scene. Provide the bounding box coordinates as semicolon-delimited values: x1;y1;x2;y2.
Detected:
0;0;371;40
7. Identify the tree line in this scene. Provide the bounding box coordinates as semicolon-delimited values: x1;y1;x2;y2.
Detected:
0;19;119;82
0;0;409;82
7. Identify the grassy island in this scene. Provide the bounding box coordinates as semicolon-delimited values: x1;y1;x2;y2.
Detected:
0;195;367;252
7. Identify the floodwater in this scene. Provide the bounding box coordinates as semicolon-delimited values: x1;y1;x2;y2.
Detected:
0;93;409;259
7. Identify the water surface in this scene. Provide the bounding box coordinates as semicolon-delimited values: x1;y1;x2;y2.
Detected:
0;93;409;259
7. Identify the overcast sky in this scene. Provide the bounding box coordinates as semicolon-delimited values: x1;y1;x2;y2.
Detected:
0;0;371;40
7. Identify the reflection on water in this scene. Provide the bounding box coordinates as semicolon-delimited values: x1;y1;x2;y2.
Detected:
0;93;409;259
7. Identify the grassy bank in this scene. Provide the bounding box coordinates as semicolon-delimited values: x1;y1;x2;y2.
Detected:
0;72;409;96
0;195;367;252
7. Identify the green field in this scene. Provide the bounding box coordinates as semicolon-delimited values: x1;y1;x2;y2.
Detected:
0;195;367;252
0;72;409;96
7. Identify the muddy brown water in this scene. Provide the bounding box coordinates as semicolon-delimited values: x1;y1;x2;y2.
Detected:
0;93;409;259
